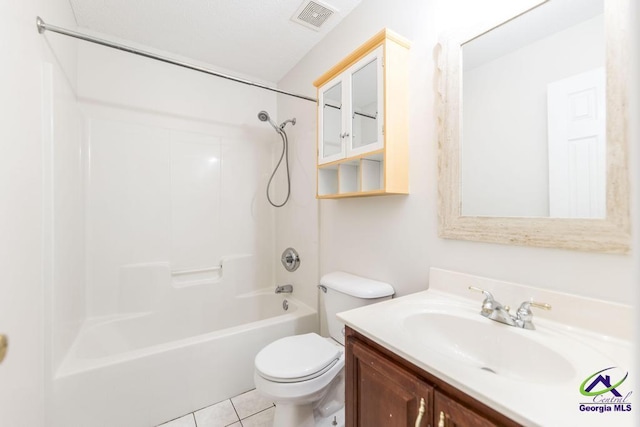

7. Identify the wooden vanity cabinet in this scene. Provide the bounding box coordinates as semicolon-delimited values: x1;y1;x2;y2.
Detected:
348;333;433;426
346;327;521;427
434;392;499;427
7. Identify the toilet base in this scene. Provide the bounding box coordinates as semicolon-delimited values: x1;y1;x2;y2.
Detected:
314;406;345;427
272;403;345;427
273;402;315;427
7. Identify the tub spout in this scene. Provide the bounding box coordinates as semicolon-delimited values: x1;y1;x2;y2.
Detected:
275;284;293;294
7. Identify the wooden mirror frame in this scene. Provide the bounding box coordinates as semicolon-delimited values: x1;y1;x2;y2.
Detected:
436;0;631;253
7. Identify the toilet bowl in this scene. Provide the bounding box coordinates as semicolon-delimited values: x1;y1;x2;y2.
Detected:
254;333;345;427
254;272;395;427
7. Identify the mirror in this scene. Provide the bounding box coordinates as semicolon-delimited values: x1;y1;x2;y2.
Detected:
351;58;379;149
438;0;630;252
462;0;605;218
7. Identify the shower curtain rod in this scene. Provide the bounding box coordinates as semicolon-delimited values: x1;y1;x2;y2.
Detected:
35;17;318;104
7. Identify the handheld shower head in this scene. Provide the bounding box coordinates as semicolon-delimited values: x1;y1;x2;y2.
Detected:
257;111;270;122
257;109;296;208
257;110;280;132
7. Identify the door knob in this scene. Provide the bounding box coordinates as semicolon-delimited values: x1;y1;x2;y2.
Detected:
0;334;8;364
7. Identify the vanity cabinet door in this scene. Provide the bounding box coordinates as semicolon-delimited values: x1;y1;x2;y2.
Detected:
347;337;432;427
434;391;497;427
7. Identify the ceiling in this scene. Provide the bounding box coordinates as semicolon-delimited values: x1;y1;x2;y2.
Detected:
68;0;362;83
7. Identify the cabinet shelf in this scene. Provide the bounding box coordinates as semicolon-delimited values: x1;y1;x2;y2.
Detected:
314;29;410;199
317;149;384;168
317;190;386;199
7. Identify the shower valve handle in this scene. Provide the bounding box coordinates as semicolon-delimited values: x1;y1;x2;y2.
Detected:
281;248;300;272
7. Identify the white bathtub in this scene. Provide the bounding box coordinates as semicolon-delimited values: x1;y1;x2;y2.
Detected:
52;292;317;427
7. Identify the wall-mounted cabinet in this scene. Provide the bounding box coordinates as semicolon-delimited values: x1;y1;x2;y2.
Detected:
314;29;410;199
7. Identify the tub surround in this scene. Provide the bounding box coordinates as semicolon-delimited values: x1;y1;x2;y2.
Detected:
338;268;633;426
53;293;316;427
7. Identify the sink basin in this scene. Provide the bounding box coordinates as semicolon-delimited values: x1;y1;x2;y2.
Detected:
337;282;633;427
402;310;576;384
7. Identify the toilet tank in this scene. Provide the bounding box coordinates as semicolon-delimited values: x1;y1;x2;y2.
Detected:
320;272;395;345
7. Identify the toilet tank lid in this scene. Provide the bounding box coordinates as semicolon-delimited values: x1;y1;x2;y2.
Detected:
320;271;395;299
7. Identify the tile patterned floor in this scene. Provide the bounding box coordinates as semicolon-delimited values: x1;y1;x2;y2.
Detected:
157;389;275;427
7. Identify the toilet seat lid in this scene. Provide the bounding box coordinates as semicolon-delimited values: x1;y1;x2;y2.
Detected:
255;333;342;382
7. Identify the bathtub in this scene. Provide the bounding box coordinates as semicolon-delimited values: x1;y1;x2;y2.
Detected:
52;292;317;427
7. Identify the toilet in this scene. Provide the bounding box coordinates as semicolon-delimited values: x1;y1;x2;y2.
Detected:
254;272;394;427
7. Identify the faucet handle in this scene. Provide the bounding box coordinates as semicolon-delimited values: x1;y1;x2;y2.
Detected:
468;286;494;300
532;301;552;310
516;300;551;330
468;286;497;317
518;300;552;312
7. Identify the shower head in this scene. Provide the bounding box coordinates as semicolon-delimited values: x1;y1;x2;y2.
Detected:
257;111;270;122
257;110;280;132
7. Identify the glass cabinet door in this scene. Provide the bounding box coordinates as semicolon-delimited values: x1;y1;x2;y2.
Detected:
319;80;345;164
348;46;384;157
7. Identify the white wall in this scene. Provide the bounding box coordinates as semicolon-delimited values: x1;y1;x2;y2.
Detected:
0;0;81;426
275;93;319;311
463;15;604;217
277;0;637;317
630;0;640;411
76;43;279;317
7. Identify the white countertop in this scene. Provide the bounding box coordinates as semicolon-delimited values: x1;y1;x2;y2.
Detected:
337;269;635;427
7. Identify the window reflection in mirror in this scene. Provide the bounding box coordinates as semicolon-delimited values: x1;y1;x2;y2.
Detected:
461;0;605;218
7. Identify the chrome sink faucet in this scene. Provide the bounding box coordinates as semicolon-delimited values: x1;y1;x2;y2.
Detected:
515;300;552;330
469;286;551;330
275;284;293;294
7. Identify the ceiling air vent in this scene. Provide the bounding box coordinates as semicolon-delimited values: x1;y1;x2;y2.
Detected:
292;1;336;31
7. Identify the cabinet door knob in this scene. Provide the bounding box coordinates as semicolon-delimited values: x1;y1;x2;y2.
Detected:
414;397;426;427
0;334;8;364
438;411;446;427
